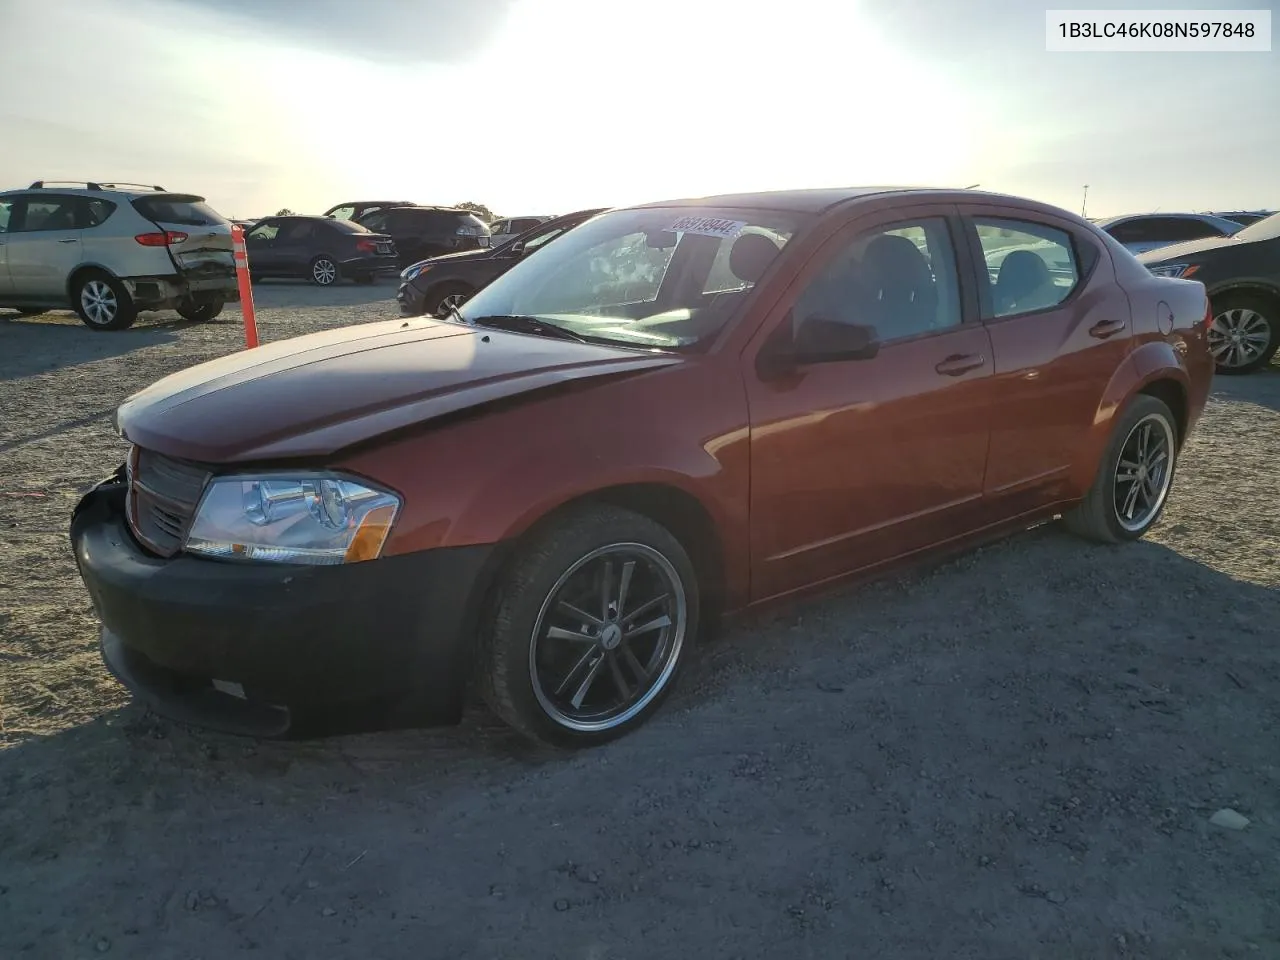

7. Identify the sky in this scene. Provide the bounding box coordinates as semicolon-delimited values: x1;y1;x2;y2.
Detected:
0;0;1275;220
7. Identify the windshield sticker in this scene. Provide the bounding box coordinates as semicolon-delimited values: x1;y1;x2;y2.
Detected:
666;216;746;239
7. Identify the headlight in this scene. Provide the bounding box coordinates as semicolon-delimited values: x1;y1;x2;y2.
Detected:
400;262;430;282
1147;263;1199;279
184;473;401;565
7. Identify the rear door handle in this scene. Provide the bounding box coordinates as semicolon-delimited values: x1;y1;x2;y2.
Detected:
935;354;986;376
57;237;79;244
1089;318;1126;339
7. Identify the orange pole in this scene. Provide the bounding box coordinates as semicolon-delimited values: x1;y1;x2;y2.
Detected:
230;224;259;348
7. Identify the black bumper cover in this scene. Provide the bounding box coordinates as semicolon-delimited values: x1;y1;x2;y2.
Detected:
70;474;493;737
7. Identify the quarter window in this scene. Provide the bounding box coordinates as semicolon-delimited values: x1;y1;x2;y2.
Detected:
791;217;963;345
973;218;1079;318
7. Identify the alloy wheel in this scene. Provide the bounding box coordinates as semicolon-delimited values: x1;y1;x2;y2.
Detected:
80;280;118;327
1112;412;1175;532
529;542;687;732
1209;307;1271;369
312;259;338;285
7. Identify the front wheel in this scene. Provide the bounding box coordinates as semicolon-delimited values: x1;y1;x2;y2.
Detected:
1063;394;1179;543
425;283;473;318
475;505;699;748
309;256;339;286
1208;293;1278;374
73;272;137;331
177;298;225;322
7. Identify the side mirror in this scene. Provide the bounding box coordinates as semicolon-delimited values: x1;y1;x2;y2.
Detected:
759;315;880;378
508;240;525;256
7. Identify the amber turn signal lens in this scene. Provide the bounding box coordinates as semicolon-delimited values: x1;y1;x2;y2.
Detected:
343;504;398;562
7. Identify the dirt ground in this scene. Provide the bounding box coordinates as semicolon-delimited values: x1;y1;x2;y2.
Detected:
1;286;1278;959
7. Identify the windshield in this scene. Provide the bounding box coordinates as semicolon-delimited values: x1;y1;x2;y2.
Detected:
456;206;803;350
1234;211;1280;241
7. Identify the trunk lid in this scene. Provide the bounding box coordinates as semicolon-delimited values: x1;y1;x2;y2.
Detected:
131;193;235;279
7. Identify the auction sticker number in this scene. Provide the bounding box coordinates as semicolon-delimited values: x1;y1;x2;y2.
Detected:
667;216;746;239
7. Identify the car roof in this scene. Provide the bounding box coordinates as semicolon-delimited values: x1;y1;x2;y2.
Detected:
1;181;190;199
626;186;1058;215
1093;212;1220;226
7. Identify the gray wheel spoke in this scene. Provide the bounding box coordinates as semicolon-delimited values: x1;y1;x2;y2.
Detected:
620;593;668;627
616;560;635;619
546;625;593;643
1122;478;1142;519
627;613;672;639
570;655;606;709
555;648;597;696
557;600;603;628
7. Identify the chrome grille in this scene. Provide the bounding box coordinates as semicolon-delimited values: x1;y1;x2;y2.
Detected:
126;447;212;557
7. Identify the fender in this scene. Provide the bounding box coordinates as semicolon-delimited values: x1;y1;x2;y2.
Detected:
1205;277;1280;301
1067;340;1189;495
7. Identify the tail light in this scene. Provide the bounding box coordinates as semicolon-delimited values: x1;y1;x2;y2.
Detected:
455;224;484;237
356;238;377;252
135;231;188;246
1202;301;1214;330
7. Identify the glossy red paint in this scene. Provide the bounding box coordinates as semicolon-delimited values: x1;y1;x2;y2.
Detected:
116;188;1214;619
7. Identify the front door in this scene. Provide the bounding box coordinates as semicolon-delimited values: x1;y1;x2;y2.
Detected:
744;207;996;602
959;205;1132;511
6;194;85;300
244;218;284;275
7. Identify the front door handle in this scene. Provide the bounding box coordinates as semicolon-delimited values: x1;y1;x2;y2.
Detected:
1089;318;1126;339
935;354;985;376
57;237;79;244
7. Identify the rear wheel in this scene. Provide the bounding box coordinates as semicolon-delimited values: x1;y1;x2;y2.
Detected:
1063;394;1179;544
309;256;339;286
425;282;473;317
73;272;137;331
475;505;699;748
177;298;225;322
1208;292;1278;374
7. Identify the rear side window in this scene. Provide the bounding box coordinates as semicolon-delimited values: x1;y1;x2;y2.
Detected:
973;218;1080;318
491;220;509;234
83;199;117;227
16;196;80;231
133;194;228;227
0;199;11;233
277;220;316;243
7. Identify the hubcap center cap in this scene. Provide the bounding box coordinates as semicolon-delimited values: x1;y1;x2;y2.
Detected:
600;623;623;650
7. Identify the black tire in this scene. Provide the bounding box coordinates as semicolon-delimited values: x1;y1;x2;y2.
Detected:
1063;394;1180;544
309;256;339;286
1208;291;1279;375
176;298;225;322
475;504;699;748
72;271;137;331
425;282;473;317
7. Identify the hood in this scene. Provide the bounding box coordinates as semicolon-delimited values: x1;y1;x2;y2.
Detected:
117;317;679;463
1136;233;1243;263
412;245;503;270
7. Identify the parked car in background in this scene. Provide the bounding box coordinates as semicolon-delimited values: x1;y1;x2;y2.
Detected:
489;215;553;247
323;200;415;222
398;207;607;317
70;186;1213;748
1209;210;1275;227
1093;212;1244;255
0;180;237;330
243;215;398;286
1139;211;1280;374
355;206;491;267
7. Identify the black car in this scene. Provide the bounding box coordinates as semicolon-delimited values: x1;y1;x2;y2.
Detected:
398;207;607;316
1138;212;1280;374
355;206;491;267
244;216;398;286
1210;210;1275;227
323;200;415;222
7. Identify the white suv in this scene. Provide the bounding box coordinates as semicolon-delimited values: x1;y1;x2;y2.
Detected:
0;181;239;330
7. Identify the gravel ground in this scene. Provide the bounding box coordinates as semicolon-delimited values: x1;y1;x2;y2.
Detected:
1;284;1278;959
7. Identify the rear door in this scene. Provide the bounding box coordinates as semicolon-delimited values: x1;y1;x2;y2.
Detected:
5;193;85;299
131;194;234;285
273;218;319;273
958;203;1127;513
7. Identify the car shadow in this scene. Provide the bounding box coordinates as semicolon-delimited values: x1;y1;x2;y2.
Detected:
0;311;200;381
1210;363;1280;413
245;276;400;311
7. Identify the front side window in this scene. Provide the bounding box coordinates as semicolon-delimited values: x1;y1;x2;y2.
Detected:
790;217;962;346
457;206;803;350
973;217;1079;318
327;205;356;221
247;220;280;242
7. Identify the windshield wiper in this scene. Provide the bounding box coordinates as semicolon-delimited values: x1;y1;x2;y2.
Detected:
469;314;588;343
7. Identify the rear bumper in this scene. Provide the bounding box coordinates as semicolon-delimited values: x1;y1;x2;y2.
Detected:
70;474;492;737
125;273;239;310
340;254;400;276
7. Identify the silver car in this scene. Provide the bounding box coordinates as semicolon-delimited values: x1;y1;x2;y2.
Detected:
0;180;238;330
1092;212;1244;256
488;215;553;248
